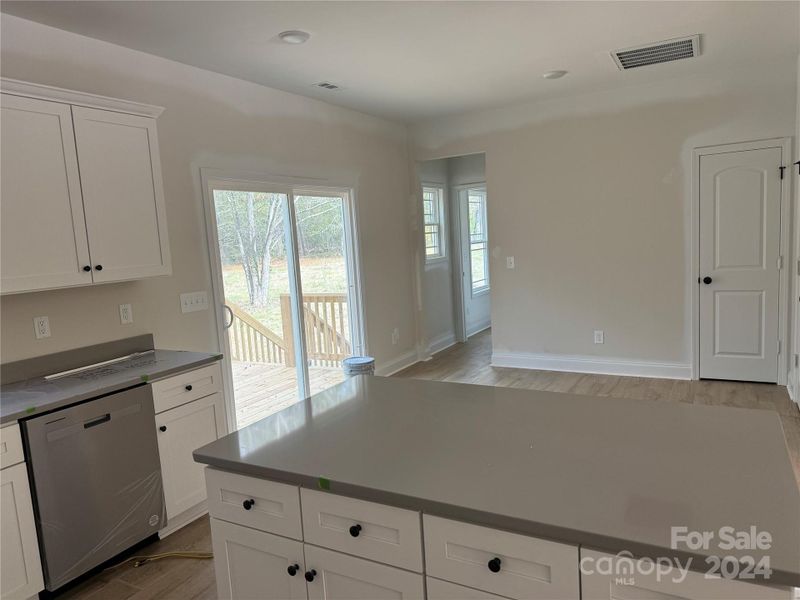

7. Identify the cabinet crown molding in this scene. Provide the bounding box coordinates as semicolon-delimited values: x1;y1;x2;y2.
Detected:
0;78;164;118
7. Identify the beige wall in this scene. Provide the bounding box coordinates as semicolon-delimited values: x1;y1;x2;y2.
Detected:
0;15;417;370
412;64;798;368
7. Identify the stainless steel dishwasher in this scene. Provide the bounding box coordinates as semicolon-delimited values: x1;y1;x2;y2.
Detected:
22;384;166;591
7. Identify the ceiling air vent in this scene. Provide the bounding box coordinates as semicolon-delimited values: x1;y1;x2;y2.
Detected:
612;35;700;70
314;81;341;91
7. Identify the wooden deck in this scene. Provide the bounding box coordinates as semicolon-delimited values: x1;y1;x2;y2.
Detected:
232;360;345;428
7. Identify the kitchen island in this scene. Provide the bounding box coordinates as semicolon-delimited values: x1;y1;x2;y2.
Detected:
194;375;800;599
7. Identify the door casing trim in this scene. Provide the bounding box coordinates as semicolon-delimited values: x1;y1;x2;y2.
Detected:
691;137;792;384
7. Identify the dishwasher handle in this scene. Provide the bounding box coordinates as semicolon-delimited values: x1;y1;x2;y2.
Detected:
83;413;111;429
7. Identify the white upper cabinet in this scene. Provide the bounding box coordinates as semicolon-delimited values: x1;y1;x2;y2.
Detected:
0;80;171;294
0;94;92;293
72;106;170;282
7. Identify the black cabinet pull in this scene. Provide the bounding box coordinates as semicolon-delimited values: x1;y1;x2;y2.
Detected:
304;569;317;582
287;564;300;577
159;425;167;432
185;384;193;391
242;498;255;510
488;557;502;573
349;524;362;537
95;265;103;271
83;265;91;272
703;276;712;285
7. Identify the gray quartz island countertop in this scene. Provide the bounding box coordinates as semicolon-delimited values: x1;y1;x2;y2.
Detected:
1;349;221;424
194;375;800;587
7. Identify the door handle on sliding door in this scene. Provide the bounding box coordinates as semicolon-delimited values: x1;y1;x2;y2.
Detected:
223;305;234;329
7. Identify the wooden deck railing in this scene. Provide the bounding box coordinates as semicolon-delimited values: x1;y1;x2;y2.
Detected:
229;294;351;368
228;302;289;365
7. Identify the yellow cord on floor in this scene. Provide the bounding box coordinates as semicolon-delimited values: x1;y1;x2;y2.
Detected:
105;551;213;570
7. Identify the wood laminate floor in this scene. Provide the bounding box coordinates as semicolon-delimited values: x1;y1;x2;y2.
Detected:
64;328;800;599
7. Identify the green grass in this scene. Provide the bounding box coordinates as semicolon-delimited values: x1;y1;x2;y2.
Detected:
223;256;347;336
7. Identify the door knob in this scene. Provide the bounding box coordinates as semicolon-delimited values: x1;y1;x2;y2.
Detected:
83;265;91;272
287;564;300;576
703;276;712;285
487;557;502;573
242;498;255;510
95;265;103;271
349;524;362;537
158;425;167;432
305;569;317;582
185;384;193;391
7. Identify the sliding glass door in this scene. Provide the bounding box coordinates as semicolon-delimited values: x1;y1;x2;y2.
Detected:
207;179;363;429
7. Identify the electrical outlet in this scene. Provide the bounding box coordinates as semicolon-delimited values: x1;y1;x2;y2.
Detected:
391;328;399;345
506;256;515;269
594;330;604;344
33;316;51;339
119;303;133;325
180;291;209;313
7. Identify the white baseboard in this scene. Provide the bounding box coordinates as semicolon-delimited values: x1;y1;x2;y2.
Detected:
427;331;457;356
375;349;419;376
491;351;692;380
466;319;491;338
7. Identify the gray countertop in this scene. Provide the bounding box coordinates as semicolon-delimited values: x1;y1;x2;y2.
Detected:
1;349;221;424
194;375;800;587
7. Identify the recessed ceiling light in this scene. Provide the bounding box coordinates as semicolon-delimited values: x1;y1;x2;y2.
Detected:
542;70;568;80
278;30;311;44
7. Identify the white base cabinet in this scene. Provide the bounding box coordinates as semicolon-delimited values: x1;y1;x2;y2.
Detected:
304;545;424;600
153;363;226;533
0;426;44;599
211;519;307;600
205;469;796;600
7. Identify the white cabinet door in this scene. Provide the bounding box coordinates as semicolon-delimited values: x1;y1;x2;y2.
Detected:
156;393;224;520
211;518;307;600
72;106;171;283
304;544;424;600
0;94;92;293
1;462;44;599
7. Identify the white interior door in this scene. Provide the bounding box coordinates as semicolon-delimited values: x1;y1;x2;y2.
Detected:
699;146;783;382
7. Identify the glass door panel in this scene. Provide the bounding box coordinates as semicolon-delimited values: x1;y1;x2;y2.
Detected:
212;189;303;429
292;194;353;396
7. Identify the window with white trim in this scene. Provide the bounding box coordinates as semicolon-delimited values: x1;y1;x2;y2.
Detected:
467;188;489;293
423;185;446;260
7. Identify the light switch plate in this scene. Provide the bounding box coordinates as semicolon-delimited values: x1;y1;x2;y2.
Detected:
594;330;604;344
33;316;51;339
506;256;515;269
119;303;133;325
180;291;209;313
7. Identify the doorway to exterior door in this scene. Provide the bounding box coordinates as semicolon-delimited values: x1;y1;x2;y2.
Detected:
205;176;364;429
457;185;491;337
698;141;788;382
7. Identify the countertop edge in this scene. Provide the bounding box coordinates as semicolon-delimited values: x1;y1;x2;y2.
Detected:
0;353;223;425
192;452;800;588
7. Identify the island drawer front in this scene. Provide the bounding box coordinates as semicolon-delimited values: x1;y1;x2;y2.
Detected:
301;488;423;572
423;515;579;600
205;468;302;540
152;362;222;413
0;424;24;470
580;550;792;600
426;577;508;599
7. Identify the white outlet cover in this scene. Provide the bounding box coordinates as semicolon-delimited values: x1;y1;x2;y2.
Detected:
506;256;515;269
33;316;51;339
119;303;133;325
594;330;604;344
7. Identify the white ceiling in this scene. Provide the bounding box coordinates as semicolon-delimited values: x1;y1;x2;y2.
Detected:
1;1;798;123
